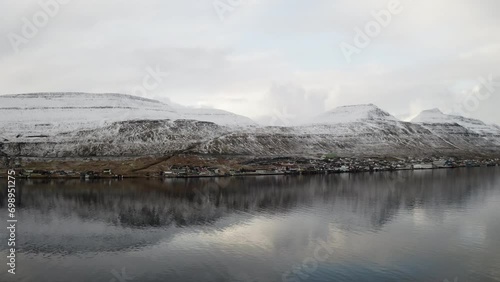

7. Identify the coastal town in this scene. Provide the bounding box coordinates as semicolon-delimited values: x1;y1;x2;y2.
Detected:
3;155;499;179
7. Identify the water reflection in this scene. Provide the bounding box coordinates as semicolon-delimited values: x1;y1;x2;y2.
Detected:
0;167;499;282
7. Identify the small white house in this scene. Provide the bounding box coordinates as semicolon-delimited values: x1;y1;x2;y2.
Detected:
340;165;350;172
163;171;175;177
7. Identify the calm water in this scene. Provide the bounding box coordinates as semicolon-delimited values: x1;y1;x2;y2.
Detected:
1;168;500;282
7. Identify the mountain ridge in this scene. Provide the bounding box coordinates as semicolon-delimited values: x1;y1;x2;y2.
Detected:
412;107;500;139
0;92;256;140
1;93;500;158
307;103;398;125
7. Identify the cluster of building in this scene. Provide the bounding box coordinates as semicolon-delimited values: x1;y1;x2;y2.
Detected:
15;168;116;179
8;156;500;179
307;156;499;173
160;157;500;178
161;165;283;178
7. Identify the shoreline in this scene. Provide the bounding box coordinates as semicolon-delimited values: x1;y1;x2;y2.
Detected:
2;164;497;180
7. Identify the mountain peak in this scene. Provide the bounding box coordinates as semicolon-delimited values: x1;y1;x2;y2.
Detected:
411;108;448;123
337;103;378;110
424;108;444;114
309;104;397;125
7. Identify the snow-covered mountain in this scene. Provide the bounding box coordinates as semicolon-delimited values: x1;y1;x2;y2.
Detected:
412;108;500;136
308;104;398;125
1;94;500;158
0;92;256;139
195;105;499;157
412;108;500;145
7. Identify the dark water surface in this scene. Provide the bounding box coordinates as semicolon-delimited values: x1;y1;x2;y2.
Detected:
1;167;500;282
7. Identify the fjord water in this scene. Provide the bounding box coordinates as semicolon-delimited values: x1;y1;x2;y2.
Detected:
1;168;500;282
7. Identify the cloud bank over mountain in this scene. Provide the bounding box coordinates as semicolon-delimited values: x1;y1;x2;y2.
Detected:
1;0;499;124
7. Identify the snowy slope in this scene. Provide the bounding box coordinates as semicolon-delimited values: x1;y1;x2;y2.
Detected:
221;105;499;156
179;107;256;127
412;108;500;136
307;104;398;125
1;97;500;158
0;93;256;139
196;116;497;157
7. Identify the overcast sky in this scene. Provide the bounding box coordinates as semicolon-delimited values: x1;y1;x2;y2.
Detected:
1;0;499;125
